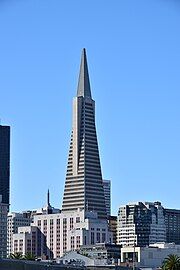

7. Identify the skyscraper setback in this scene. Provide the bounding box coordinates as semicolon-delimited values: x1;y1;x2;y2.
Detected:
62;49;107;219
0;124;10;206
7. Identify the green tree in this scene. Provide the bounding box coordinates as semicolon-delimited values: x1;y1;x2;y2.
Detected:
9;252;23;260
24;252;36;261
162;254;180;270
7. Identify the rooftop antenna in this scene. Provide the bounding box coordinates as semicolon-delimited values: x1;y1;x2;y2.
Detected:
47;189;50;206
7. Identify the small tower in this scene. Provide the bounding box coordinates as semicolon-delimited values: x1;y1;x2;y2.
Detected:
46;189;52;214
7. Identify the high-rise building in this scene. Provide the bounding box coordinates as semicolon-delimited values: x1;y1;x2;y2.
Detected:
0;195;8;258
117;201;166;247
103;180;111;217
12;50;113;259
62;49;107;219
0;124;10;206
164;208;180;245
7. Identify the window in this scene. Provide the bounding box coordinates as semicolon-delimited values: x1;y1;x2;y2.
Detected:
97;232;100;243
38;220;41;227
50;219;53;225
76;236;80;249
57;219;60;225
71;236;75;250
63;218;67;225
70;217;74;230
76;217;80;223
44;220;47;226
102;233;106;243
91;232;94;245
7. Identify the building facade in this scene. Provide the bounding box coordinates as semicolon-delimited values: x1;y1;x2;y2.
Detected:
108;215;117;244
7;212;32;256
117;201;166;247
8;191;60;256
103;180;111;217
121;242;180;269
80;243;121;263
13;209;112;258
13;226;42;257
164;208;180;245
0;195;8;258
0;124;10;206
62;49;107;219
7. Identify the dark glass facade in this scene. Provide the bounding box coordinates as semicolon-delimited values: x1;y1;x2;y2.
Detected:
0;125;10;205
165;208;180;244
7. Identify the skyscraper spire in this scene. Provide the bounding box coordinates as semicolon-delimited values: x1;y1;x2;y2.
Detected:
77;48;92;98
62;50;107;219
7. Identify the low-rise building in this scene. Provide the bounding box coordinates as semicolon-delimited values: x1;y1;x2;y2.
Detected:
80;243;121;264
8;190;60;257
7;212;32;256
13;226;41;256
12;209;112;259
121;242;180;269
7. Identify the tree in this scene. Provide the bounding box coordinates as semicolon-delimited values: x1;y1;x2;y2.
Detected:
9;252;23;260
162;254;180;270
24;252;36;261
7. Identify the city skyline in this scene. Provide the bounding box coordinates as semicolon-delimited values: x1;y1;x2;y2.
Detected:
0;0;180;214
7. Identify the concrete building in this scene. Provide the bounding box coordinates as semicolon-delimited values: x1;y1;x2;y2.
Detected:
62;49;107;219
62;244;121;267
0;124;10;206
12;226;44;257
13;209;112;259
8;191;60;256
80;243;121;264
117;201;166;247
61;250;95;266
0;195;8;258
7;212;32;256
103;180;111;217
121;242;180;269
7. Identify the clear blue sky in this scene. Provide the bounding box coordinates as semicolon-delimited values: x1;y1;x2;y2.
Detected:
0;0;180;215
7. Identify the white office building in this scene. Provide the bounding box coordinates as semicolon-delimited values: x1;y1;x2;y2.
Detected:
121;242;180;269
7;212;32;256
12;209;112;258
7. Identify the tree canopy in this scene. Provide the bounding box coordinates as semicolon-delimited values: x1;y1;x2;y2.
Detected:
162;254;180;270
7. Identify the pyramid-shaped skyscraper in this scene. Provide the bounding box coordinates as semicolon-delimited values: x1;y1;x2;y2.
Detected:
62;49;107;219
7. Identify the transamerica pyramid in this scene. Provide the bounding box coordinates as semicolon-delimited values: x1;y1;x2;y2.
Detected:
62;49;107;219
